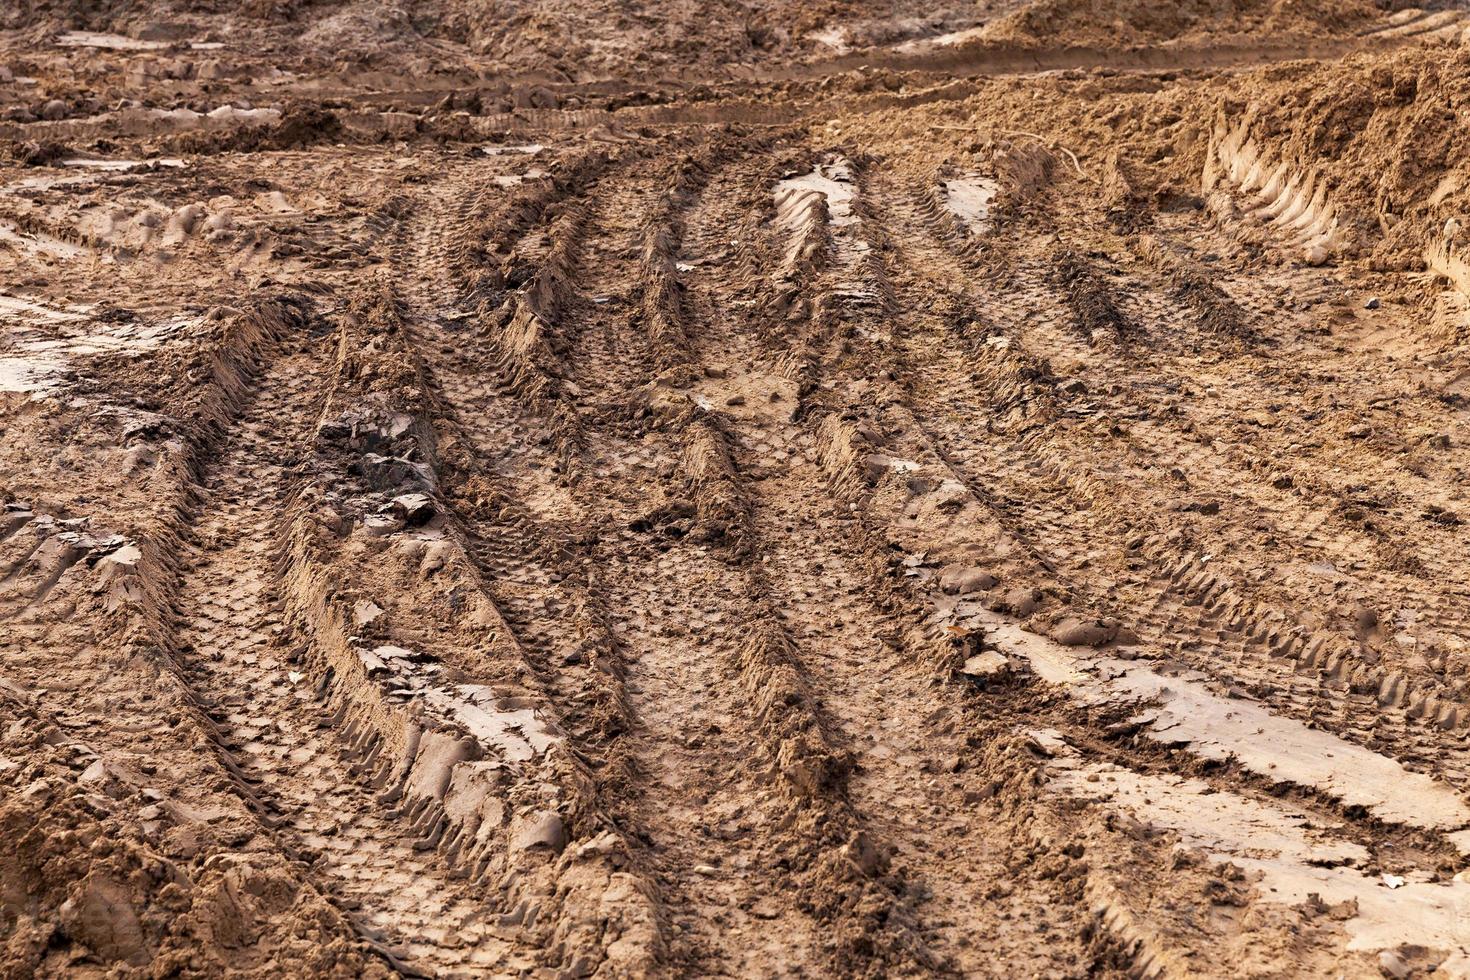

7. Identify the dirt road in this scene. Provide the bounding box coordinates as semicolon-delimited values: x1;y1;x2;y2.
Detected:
6;1;1470;976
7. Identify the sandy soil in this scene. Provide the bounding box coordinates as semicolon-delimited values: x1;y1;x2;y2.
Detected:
6;1;1470;977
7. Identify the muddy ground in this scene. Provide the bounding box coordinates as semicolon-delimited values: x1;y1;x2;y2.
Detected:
5;1;1470;977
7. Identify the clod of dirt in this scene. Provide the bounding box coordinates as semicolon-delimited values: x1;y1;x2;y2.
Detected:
939;564;999;595
1050;616;1120;647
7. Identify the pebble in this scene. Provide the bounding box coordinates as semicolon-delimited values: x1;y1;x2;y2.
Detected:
353;599;384;626
40;99;68;121
1364;296;1380;310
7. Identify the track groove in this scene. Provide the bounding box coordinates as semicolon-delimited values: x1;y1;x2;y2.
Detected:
170;334;533;976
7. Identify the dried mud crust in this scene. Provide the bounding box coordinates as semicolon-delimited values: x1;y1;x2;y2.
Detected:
11;2;1470;978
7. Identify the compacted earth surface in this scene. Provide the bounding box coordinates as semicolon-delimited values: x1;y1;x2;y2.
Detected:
8;0;1470;977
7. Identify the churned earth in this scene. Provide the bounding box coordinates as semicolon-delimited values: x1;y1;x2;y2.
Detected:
6;1;1470;977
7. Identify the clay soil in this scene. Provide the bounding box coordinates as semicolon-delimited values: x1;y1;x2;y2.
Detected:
7;1;1470;977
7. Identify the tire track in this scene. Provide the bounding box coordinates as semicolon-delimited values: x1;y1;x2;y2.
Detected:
576;148;859;975
170;329;531;975
648;146;1106;975
818;157;1470;974
863;161;1470;788
0;298;384;972
400;154;617;739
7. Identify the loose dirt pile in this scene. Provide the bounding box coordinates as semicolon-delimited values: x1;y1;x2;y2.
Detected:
7;1;1470;977
982;0;1385;47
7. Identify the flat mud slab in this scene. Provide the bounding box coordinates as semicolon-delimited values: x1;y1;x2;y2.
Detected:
7;1;1470;976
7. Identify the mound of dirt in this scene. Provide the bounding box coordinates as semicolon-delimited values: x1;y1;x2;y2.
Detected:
982;0;1385;47
1195;42;1470;270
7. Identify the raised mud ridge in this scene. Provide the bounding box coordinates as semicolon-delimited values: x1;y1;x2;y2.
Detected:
1204;116;1354;261
276;288;664;976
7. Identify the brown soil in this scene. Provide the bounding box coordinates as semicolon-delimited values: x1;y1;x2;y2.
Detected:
6;1;1470;977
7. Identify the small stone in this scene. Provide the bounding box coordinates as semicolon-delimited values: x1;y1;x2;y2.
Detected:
1364;296;1380;310
361;513;398;537
40;99;67;121
172;203;205;235
1303;244;1329;266
725;394;746;407
78;760;109;784
419;540;453;576
573;831;620;861
964;783;998;804
1346;424;1371;440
